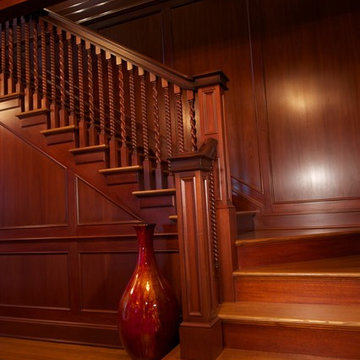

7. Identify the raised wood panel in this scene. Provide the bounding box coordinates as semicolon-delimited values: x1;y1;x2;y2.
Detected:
79;251;180;311
170;0;263;194
257;0;360;204
0;253;70;309
76;178;138;225
0;125;67;228
97;11;164;63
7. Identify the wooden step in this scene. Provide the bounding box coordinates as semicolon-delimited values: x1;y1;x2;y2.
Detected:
133;188;176;209
99;165;143;185
219;301;360;358
234;255;360;304
0;92;22;111
41;125;77;145
216;348;356;360
16;108;49;128
236;210;257;235
236;228;360;268
69;144;108;164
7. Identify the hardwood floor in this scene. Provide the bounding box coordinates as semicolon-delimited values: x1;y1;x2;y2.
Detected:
0;337;130;360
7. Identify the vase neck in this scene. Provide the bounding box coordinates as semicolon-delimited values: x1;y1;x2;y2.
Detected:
135;224;156;266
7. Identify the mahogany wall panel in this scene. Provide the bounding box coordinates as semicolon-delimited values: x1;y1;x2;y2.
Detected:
76;178;138;225
0;125;67;228
257;0;360;204
0;252;70;308
97;11;164;63
170;0;263;197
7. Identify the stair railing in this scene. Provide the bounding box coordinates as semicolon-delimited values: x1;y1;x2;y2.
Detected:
0;11;236;360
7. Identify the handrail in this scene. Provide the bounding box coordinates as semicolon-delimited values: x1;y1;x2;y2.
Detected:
42;8;195;89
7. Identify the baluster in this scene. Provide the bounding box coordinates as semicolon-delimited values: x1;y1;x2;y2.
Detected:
57;28;67;126
162;79;174;188
40;20;48;108
128;63;138;165
187;90;197;151
118;59;128;167
174;85;185;153
151;73;162;189
108;54;119;167
66;32;75;125
1;22;7;95
96;47;107;145
8;20;14;94
24;18;32;111
76;37;88;147
139;67;151;189
16;18;22;94
87;43;98;145
32;19;39;109
49;23;59;127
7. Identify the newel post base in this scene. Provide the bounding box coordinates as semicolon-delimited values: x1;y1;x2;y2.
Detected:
179;319;222;360
170;139;223;360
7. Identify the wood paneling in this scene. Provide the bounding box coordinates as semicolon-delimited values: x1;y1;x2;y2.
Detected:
97;11;164;63
0;252;70;308
76;178;138;225
0;125;67;228
258;0;360;204
82;0;360;228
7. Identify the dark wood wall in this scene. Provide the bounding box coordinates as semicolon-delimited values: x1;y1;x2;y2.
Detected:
0;120;179;346
87;0;360;229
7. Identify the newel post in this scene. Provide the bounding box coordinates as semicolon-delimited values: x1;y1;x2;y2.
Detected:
194;72;237;302
170;139;222;360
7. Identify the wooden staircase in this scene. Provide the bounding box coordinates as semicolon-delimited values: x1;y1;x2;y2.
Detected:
215;212;360;359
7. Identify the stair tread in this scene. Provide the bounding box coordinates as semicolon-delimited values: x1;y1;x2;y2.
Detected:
218;301;360;327
236;228;360;245
234;255;360;277
217;348;354;360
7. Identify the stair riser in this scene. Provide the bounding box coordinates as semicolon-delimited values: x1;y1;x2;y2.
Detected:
235;276;360;304
236;213;256;236
223;322;360;359
237;234;360;268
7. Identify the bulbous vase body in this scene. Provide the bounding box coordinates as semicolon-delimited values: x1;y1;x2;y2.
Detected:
118;224;179;360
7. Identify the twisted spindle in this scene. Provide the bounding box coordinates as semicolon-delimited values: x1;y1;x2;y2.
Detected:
152;76;161;166
97;50;106;140
163;80;174;187
40;20;47;103
188;91;197;151
32;20;39;107
0;24;5;95
209;163;219;270
108;57;115;136
129;66;138;163
140;71;149;160
175;87;185;153
88;47;97;145
49;25;56;105
16;19;22;91
118;61;128;167
8;22;14;93
67;34;75;116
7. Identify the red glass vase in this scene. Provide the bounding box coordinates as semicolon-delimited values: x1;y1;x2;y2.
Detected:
118;224;179;360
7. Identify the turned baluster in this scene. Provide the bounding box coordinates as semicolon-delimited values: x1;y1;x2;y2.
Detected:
87;43;98;145
187;90;197;151
118;59;128;167
76;37;88;147
40;20;48;108
0;22;8;96
16;18;22;94
151;73;162;189
49;23;59;127
66;32;75;125
162;79;174;188
7;20;15;94
128;63;138;165
57;28;67;126
139;68;151;189
32;19;40;109
24;18;33;111
108;54;119;167
174;85;185;153
96;47;107;145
